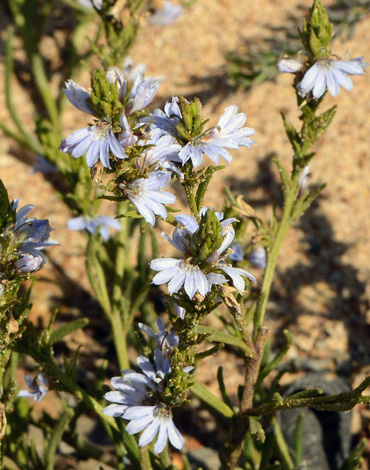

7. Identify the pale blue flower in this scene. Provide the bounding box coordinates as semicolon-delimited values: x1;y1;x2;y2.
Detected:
138;318;179;356
59;123;127;169
126;74;161;115
120;171;176;226
123;404;184;453
149;1;184;25
150;210;256;299
297;57;369;99
67;215;121;241
140;135;182;176
103;350;184;453
248;247;266;269
12;200;58;272
178;105;256;168
229;242;243;262
18;374;48;404
143;97;182;141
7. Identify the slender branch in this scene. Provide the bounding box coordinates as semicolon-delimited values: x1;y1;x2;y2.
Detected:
253;173;299;340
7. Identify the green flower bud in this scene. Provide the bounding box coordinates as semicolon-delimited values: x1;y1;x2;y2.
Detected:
300;0;333;59
191;210;223;262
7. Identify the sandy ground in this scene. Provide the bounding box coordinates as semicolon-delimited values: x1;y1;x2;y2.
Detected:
1;0;370;467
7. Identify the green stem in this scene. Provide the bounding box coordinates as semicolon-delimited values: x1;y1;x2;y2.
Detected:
253;174;299;341
111;311;130;370
139;445;153;470
160;446;174;469
111;201;130;370
45;408;74;470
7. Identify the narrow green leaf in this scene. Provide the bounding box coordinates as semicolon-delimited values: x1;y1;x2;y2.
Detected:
293;413;304;466
50;318;89;344
191;383;234;418
194;325;254;356
217;366;234;411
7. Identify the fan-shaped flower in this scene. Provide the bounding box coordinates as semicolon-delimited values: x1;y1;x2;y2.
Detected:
18;374;49;403
297;57;368;99
59;123;127;169
150;210;256;299
103;350;184;454
67;215;121;241
178;105;256;168
11;200;58;272
120;171;176;226
138;318;179;356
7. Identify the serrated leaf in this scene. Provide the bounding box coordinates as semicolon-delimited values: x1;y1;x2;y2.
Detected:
50;318;89;344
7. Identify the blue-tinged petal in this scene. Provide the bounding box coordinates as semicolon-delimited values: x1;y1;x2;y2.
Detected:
168;269;187;294
154;421;169;454
104;391;129;404
184;270;197;298
312;70;327;99
85;140;100;167
334;60;365;75
71;136;92;158
126;415;155;434
139;418;160;447
326;69;339;97
99;140;111;168
124;406;155;420
332;68;353;91
150;258;180;270
108;133;127;159
137;356;156;380
102;403;128;417
67;217;88;231
64;80;94;115
62;127;90;146
152;267;181;285
300;63;320;93
167;418;184;450
132;199;155;226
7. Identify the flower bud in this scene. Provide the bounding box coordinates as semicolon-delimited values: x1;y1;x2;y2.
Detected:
277;58;304;74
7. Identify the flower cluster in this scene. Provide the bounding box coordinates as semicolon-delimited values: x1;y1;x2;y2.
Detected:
103;322;185;454
60;67;256;228
150;208;256;302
